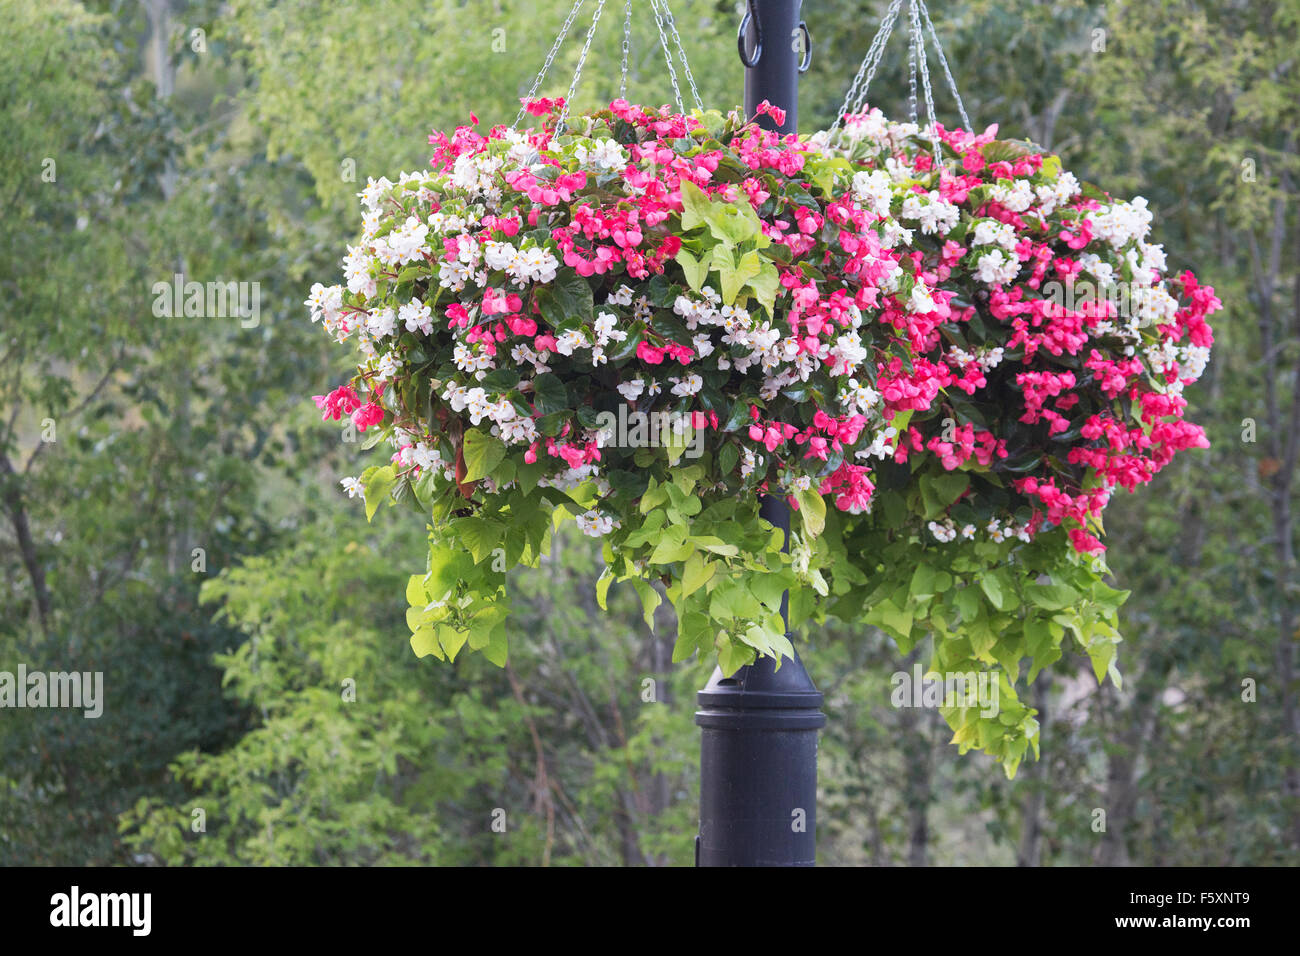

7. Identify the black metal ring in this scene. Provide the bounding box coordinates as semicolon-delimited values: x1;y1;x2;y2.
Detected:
737;0;762;68
796;20;812;72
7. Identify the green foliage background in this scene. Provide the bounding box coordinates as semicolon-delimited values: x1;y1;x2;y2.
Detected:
1;0;1296;865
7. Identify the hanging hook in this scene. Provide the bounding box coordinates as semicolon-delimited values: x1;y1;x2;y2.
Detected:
796;19;812;73
738;0;763;68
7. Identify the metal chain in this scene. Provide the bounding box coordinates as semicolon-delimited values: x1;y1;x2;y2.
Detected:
906;0;919;125
515;0;587;128
909;0;943;167
656;0;704;111
920;0;971;131
557;0;611;133
619;0;633;99
650;0;686;113
831;0;904;139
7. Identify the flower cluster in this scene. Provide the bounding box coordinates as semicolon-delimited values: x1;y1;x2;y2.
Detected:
308;97;1218;564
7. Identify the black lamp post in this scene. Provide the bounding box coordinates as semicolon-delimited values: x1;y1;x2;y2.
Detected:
695;0;825;868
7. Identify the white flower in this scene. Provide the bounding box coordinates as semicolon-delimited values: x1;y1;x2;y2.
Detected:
841;377;880;414
928;520;958;543
340;476;365;499
617;379;646;402
908;282;939;314
851;169;893;217
399;299;434;335
366;308;398;338
412;443;442;469
575;509;616;537
593;311;627;345
554;330;589;356
972;219;1018;252
1091;197;1153;249
343;244;376;297
464;387;491;425
374;351;402;380
607;284;636;307
975;249;1020;286
991;179;1034;213
356;176;393;211
576;138;627;171
670;374;703;397
900;191;960;235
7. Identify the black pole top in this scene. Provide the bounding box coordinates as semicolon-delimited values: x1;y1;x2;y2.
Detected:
739;0;810;135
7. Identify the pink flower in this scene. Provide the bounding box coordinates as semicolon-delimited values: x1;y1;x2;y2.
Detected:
313;385;361;421
754;100;787;128
636;341;666;365
351;402;385;432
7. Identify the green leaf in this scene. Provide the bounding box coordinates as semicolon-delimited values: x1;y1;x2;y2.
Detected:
595;566;615;610
717;636;756;677
1025;581;1079;611
630;578;662;629
363;465;397;521
675;248;709;292
462;428;506;481
531;373;568;416
681;552;715;597
979;569;1016;612
673;611;711;662
438;624;468;662
679;179;713;231
482;626;509;667
410;623;444;660
718;442;740;477
711;245;761;305
534;270;593;327
748;261;780;315
795;488;826;538
920;471;969;518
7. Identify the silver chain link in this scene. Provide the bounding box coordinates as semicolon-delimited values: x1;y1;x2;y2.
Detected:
516;0;587;128
831;0;904;140
909;0;943;167
650;0;686;113
906;0;919;124
920;0;971;131
557;0;611;133
656;0;704;111
619;0;633;99
518;0;707;130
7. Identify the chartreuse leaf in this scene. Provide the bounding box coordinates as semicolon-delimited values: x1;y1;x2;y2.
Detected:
483;626;509;666
462;428;506;481
681;551;715;597
595;566;615;610
748;261;780;315
711;245;762;304
675;248;709;291
630;578;662;629
679;179;712;231
410;623;445;660
363;465;397;521
795;487;826;538
438;624;468;662
716;634;756;677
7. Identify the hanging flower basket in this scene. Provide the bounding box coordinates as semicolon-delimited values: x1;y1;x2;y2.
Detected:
306;95;1218;772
